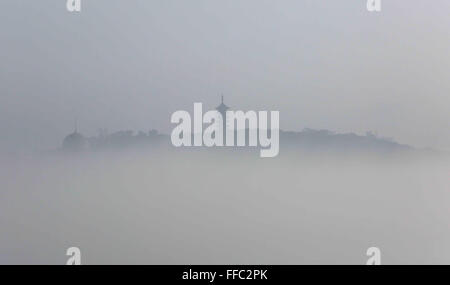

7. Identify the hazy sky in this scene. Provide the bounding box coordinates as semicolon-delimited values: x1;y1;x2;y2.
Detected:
0;0;449;151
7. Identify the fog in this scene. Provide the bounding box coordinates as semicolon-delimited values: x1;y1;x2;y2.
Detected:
1;150;449;264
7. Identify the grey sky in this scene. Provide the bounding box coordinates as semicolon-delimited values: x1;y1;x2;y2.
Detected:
0;0;449;151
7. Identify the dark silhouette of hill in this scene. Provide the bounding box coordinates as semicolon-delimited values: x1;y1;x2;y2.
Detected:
61;126;424;155
280;129;413;154
87;129;168;150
